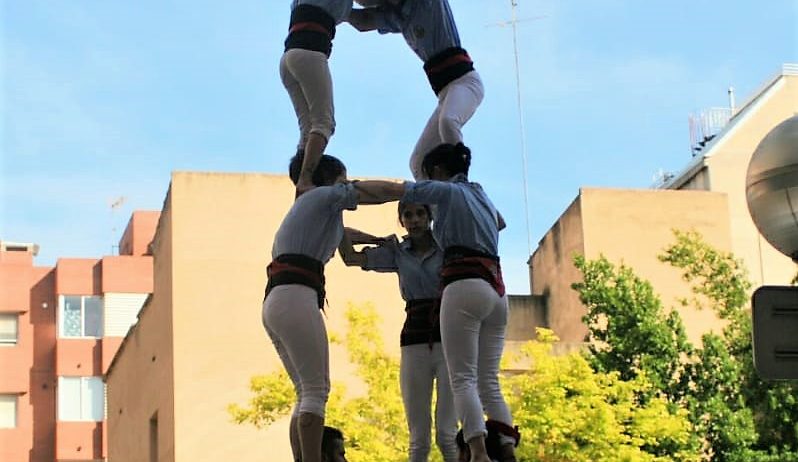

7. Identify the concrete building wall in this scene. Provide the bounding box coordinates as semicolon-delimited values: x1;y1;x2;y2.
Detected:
506;295;546;342
0;249;55;462
579;188;733;344
118;210;161;257
529;188;734;345
529;195;586;344
107;199;176;462
28;268;57;462
168;172;408;461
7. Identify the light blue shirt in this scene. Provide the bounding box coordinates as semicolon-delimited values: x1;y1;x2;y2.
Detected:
372;0;461;62
363;236;442;301
272;183;359;263
402;174;499;255
291;0;352;24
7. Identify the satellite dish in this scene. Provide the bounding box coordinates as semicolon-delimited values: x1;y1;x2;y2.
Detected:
746;115;798;261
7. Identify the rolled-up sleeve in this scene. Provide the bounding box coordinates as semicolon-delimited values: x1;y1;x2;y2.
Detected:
363;243;398;272
328;183;360;212
402;180;454;205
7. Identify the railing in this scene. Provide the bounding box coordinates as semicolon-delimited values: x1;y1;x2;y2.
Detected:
689;107;732;156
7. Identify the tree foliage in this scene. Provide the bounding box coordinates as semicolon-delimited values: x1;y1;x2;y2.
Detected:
573;230;798;461
231;304;700;461
505;329;700;462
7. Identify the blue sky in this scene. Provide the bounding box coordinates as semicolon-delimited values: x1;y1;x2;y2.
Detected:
2;1;796;293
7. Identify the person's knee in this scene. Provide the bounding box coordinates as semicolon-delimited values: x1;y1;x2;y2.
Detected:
477;375;502;397
298;391;328;418
438;114;462;142
309;120;334;142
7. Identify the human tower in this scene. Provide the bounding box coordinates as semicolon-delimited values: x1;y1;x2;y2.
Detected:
263;2;520;461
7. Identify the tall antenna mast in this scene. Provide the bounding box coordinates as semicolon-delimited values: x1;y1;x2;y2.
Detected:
509;0;533;256
488;2;544;255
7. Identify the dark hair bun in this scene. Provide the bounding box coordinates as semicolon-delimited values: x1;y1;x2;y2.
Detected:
422;142;471;178
453;142;471;168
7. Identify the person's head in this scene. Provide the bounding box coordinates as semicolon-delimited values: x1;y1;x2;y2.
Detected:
321;426;347;462
398;201;432;239
289;154;347;187
422;142;471;181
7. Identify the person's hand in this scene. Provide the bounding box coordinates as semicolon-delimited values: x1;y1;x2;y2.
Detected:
363;234;392;245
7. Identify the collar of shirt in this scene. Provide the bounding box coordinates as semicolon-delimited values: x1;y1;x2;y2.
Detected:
399;237;439;261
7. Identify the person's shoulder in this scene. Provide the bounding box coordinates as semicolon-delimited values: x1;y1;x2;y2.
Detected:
294;184;343;204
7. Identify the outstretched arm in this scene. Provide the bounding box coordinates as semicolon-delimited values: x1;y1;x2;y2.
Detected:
347;8;379;32
353;180;406;205
345;227;388;245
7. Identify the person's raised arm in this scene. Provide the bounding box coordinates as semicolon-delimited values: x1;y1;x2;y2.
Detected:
353;180;406;205
347;8;379;32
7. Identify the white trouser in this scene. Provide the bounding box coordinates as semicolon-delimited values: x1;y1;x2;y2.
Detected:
439;278;513;444
280;48;336;152
409;71;484;180
262;284;330;418
401;343;459;462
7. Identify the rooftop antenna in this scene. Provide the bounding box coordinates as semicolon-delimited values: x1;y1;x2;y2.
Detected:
488;1;546;255
109;196;126;255
728;86;736;113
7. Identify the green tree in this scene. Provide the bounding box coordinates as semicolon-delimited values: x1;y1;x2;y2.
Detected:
572;254;694;403
505;329;700;462
660;230;798;460
231;304;701;461
573;230;798;461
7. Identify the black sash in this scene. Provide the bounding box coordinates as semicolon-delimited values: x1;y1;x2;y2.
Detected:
423;47;475;95
441;246;505;297
264;254;326;309
284;4;336;57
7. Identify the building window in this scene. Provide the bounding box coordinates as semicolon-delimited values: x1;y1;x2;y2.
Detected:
0;314;18;345
60;295;103;338
57;377;104;422
0;395;17;428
